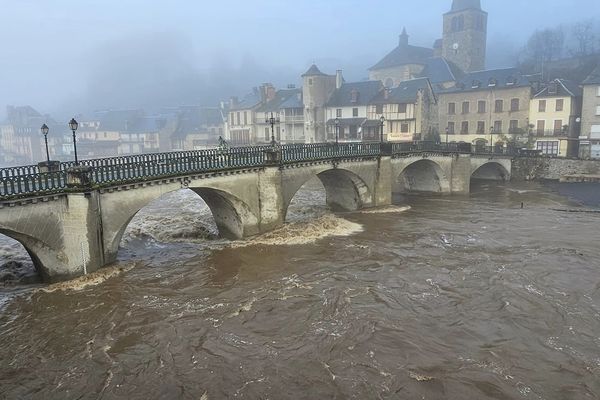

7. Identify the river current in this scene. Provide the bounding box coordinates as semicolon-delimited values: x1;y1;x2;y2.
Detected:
1;180;599;399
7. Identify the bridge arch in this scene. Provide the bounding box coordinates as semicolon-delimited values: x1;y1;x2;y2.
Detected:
281;166;373;220
101;182;260;264
396;159;451;193
471;160;511;181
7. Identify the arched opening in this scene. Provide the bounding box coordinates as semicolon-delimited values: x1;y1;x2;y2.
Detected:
108;187;258;263
0;231;45;284
397;160;450;193
471;162;509;181
285;177;328;223
283;168;372;221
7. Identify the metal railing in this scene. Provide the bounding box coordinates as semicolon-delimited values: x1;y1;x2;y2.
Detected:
1;142;520;200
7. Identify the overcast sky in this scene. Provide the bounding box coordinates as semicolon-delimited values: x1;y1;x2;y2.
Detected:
0;0;598;120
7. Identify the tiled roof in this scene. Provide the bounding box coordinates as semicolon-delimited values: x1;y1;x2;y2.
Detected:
370;78;433;104
370;43;433;70
582;65;600;85
439;68;531;94
419;57;463;84
326;81;383;107
302;64;328;77
256;89;302;112
534;79;582;98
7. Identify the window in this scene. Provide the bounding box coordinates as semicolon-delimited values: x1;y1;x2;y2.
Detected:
478;100;486;113
537;120;545;135
494;100;503;113
398;103;407;113
243;111;248;125
230;113;234;126
591;124;600;139
448;102;456;115
509;120;519;133
477;121;485;134
264;127;270;141
556;99;564;112
462;101;470;114
401;123;409;133
352;108;359;117
351;89;359;103
510;98;520;112
536;141;559;156
375;104;383;114
308;78;313;86
461;121;469;134
597;87;600;97
539;100;546;112
554;120;563;134
493;120;502;133
595;105;600;116
336;108;342;117
236;112;241;125
447;122;455;134
488;78;497;87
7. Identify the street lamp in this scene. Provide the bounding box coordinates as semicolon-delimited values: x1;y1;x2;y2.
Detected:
69;118;79;165
334;118;340;145
445;127;449;145
40;124;50;164
379;115;385;143
265;112;280;146
489;126;494;153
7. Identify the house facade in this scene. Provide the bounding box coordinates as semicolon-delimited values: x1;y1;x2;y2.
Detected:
580;66;600;159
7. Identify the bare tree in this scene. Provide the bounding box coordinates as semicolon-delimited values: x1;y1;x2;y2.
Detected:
570;20;597;56
519;27;565;79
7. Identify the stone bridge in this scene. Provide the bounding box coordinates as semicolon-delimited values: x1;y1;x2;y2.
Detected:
0;142;512;282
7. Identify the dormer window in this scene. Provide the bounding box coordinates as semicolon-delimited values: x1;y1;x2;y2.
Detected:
350;89;359;103
488;78;497;87
471;80;481;89
506;76;515;86
548;83;558;95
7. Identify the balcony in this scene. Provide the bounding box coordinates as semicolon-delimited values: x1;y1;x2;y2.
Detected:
533;129;569;137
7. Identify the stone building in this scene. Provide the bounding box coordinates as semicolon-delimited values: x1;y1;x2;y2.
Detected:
302;65;337;143
227;88;264;145
580;66;600;159
367;78;438;142
324;79;383;142
530;79;582;158
437;68;532;148
254;88;304;144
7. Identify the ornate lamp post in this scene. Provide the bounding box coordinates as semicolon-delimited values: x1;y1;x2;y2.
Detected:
334;118;340;145
489;126;494;153
40;124;50;164
69;118;79;165
265;112;280;146
379;116;385;143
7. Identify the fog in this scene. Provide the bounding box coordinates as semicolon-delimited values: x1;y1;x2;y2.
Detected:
0;0;598;119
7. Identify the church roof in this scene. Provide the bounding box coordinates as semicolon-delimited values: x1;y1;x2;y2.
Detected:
449;0;481;12
369;40;433;71
419;57;463;84
583;65;600;85
302;64;328;77
370;78;434;104
440;68;531;94
326;80;383;107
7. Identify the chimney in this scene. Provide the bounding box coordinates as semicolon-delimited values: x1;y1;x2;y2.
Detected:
336;70;343;89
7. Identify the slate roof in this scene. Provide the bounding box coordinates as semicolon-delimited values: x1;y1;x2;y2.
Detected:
370;78;434;104
419;57;463;84
302;64;328;77
582;65;600;85
326;81;383;107
370;43;433;71
256;89;302;112
97;110;144;131
440;68;531;94
230;90;262;111
534;79;582;98
449;0;482;13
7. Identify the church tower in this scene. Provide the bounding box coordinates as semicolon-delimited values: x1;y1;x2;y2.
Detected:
442;0;487;72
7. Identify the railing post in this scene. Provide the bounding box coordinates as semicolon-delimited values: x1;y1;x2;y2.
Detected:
264;146;281;165
66;166;94;189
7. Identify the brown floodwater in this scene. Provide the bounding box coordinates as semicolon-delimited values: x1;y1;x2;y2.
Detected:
1;180;599;399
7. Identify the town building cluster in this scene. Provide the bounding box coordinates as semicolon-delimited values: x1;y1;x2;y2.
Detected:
2;0;600;166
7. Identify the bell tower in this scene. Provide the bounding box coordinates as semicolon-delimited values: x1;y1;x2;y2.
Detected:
442;0;487;72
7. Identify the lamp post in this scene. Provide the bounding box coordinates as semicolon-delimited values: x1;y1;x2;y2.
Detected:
489;126;494;154
69;118;79;165
334;118;340;145
265;112;280;146
41;124;50;164
445;127;449;145
379;116;385;143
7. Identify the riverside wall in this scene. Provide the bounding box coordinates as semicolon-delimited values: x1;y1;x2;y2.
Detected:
511;158;600;181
